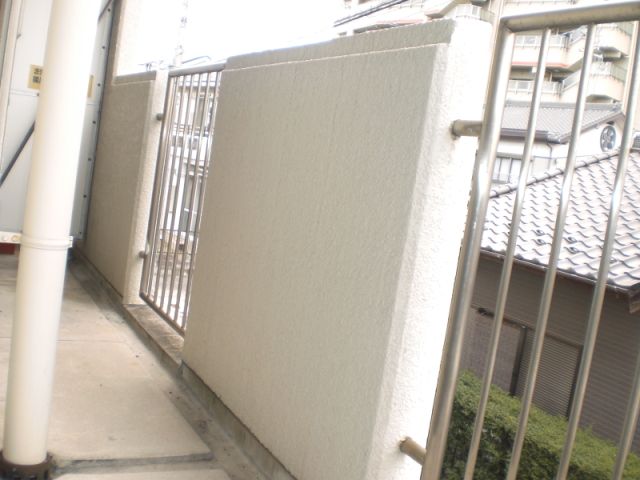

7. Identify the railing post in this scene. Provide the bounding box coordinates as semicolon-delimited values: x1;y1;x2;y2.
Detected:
0;0;99;476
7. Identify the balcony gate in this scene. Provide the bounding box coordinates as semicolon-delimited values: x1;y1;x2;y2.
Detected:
400;2;640;479
140;63;224;333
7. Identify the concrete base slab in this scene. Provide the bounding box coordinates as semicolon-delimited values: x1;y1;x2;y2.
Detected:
48;342;211;460
58;471;231;480
0;253;268;479
0;253;210;462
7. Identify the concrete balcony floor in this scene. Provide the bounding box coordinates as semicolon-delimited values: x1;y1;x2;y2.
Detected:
0;253;267;480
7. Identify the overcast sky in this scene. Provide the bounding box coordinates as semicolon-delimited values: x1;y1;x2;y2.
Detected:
182;0;342;63
133;0;343;71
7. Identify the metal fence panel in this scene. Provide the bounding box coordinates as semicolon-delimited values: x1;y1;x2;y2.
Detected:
140;63;225;334
413;2;640;479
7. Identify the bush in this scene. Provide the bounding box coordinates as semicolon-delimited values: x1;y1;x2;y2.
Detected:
443;371;640;479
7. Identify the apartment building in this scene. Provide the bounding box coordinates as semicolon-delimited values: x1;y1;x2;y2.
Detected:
337;0;637;182
504;1;635;105
339;1;635;105
337;0;491;34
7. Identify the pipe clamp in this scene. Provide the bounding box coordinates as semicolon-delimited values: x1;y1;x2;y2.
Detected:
20;234;73;251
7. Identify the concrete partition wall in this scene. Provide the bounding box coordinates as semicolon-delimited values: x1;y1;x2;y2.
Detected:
183;20;491;480
80;71;166;303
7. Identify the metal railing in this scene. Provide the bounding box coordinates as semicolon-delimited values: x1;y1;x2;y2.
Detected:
592;60;628;82
334;0;414;27
563;60;627;90
140;62;224;333
598;20;635;36
403;2;640;479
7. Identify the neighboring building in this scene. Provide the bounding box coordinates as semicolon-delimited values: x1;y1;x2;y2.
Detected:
337;0;637;107
336;0;491;35
504;2;634;105
462;151;640;450
336;1;638;183
494;101;625;183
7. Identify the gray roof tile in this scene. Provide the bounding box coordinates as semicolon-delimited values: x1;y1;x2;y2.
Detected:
501;101;623;143
482;151;640;292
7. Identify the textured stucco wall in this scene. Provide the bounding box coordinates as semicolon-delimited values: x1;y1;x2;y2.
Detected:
81;71;166;302
182;20;491;480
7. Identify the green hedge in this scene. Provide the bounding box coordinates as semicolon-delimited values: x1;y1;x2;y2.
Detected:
443;371;640;479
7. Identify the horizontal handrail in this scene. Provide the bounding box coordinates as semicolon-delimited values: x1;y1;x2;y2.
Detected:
334;0;412;27
168;62;226;78
502;0;640;32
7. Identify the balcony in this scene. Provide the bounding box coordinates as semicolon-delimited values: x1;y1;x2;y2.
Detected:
561;61;627;101
512;23;632;72
595;22;634;58
512;33;570;69
507;79;562;102
6;2;640;480
503;0;578;16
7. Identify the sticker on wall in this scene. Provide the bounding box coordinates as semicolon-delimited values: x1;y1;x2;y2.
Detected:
28;64;43;90
28;65;94;98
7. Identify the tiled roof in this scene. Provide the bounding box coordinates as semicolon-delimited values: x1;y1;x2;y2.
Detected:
501;101;623;144
482;151;640;292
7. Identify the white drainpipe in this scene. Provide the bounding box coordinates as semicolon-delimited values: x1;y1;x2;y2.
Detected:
1;0;100;472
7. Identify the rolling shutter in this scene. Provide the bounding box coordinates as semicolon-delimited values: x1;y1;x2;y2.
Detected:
462;309;523;393
515;333;581;417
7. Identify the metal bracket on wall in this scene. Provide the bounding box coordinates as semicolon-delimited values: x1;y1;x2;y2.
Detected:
451;119;483;137
399;437;426;465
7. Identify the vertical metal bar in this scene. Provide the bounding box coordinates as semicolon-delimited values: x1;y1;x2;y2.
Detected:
507;155;514;182
158;74;196;311
171;72;210;326
556;28;640;480
420;26;515;480
613;344;640;479
183;71;219;325
505;25;596;480
151;76;189;301
463;29;551;480
141;77;178;295
166;72;205;325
